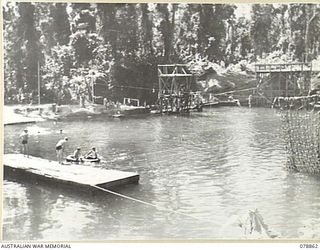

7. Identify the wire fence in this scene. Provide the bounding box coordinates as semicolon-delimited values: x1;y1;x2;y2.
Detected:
279;96;320;174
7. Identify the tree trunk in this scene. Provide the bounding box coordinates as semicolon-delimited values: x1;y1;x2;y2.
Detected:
168;4;176;62
304;5;317;62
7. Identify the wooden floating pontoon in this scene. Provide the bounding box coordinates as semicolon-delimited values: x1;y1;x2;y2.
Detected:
3;154;139;193
4;120;37;126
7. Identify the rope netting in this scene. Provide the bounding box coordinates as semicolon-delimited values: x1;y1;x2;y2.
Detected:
279;96;320;174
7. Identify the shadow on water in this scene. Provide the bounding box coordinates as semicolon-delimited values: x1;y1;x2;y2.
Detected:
3;176;146;240
4;172;140;204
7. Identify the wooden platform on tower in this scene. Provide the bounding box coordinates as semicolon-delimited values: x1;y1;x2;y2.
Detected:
157;64;200;113
252;62;313;107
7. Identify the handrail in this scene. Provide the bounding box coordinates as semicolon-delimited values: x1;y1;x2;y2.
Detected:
255;62;311;66
158;64;188;67
255;62;312;72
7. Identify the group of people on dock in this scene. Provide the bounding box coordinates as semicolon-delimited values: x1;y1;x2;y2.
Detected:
20;129;98;164
103;97;121;110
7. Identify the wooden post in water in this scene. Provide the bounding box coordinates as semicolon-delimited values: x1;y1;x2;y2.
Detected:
285;72;288;97
37;60;41;113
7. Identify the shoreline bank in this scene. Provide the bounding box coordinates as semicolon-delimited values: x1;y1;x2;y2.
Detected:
3;103;151;125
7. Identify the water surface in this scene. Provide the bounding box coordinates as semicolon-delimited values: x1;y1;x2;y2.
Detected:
3;107;320;240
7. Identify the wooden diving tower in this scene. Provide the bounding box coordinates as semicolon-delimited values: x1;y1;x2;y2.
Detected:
157;64;196;113
253;62;312;106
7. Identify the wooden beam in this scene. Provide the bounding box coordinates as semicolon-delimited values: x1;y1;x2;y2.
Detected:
158;64;188;67
159;74;193;77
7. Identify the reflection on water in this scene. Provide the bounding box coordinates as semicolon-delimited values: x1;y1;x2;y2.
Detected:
3;107;320;240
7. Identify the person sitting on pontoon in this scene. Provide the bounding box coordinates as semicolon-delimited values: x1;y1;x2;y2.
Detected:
85;147;98;159
73;147;82;161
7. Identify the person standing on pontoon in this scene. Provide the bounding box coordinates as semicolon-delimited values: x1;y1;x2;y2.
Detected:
19;128;29;157
56;137;68;164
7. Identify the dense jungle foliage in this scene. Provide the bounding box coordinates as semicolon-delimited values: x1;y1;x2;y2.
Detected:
3;3;320;104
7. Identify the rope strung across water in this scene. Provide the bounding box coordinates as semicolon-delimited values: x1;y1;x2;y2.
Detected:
91;185;275;238
213;87;257;96
91;184;201;221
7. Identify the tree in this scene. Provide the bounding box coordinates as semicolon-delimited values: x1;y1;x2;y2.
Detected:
173;4;200;61
198;4;236;62
96;3;119;59
5;2;319;105
50;3;71;46
234;17;252;60
250;4;274;58
140;4;154;57
303;4;319;61
3;2;42;103
69;3;98;66
20;3;41;93
3;2;22;103
155;4;176;62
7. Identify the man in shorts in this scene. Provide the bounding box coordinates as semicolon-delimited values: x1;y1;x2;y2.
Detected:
85;147;98;159
56;137;68;164
72;147;82;161
19;129;29;157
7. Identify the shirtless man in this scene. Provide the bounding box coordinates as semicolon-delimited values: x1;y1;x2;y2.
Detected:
85;147;98;159
19;129;29;157
72;147;82;161
56;137;68;164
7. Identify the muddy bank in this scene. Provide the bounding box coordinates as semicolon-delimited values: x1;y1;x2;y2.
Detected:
4;103;150;125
